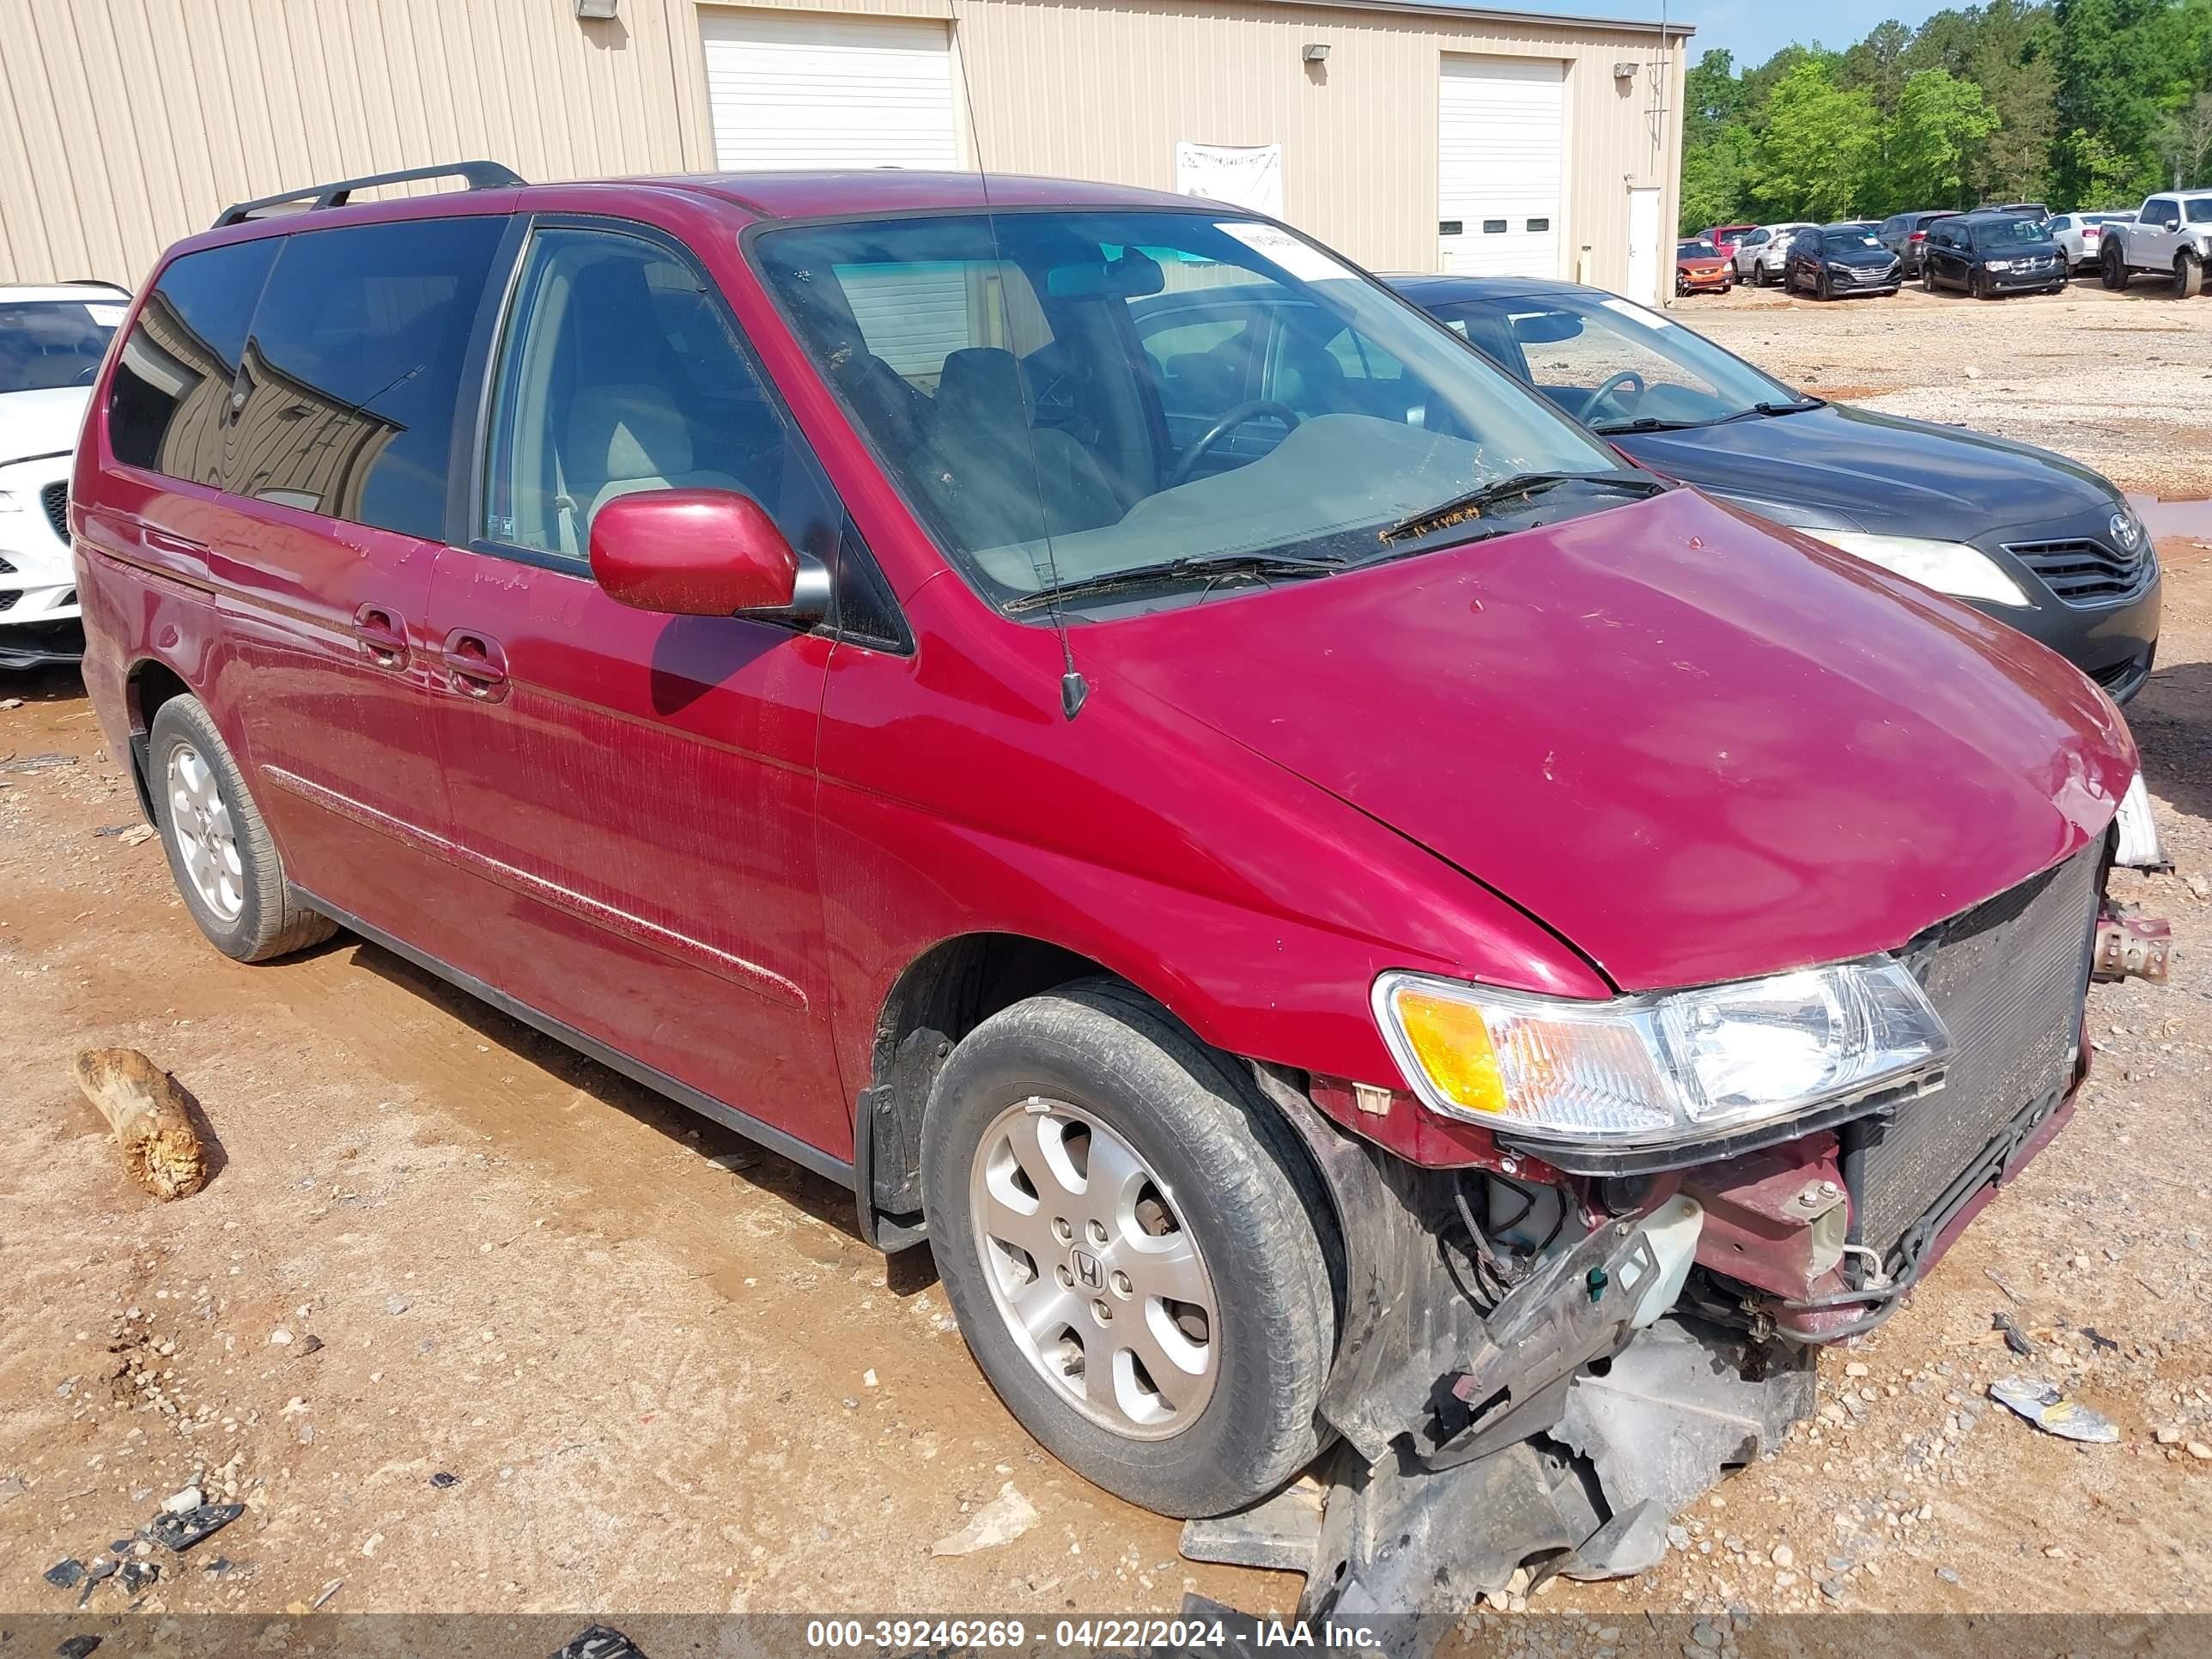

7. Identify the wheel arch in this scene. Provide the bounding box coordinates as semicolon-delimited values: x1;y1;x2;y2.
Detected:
855;930;1127;1247
121;657;194;820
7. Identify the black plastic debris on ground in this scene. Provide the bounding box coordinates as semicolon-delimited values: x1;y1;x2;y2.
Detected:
1994;1309;2036;1356
429;1470;460;1489
119;1559;161;1594
550;1626;650;1659
44;1559;86;1590
148;1501;245;1552
58;1635;103;1659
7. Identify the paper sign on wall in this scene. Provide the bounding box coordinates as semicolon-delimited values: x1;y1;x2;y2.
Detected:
1174;142;1284;217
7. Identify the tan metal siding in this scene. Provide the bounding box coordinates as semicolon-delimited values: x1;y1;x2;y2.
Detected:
0;0;1681;301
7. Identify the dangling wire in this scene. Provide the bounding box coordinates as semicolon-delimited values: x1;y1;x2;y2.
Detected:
945;0;1088;720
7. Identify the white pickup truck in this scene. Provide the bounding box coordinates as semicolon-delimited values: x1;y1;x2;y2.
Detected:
2098;189;2212;295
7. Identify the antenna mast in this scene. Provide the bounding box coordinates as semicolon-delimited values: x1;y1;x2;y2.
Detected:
945;0;1090;720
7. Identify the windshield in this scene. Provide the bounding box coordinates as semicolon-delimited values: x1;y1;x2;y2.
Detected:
1679;241;1719;258
2190;200;2212;224
1976;217;2048;246
1421;289;1801;434
1821;230;1882;253
0;297;123;393
751;211;1627;610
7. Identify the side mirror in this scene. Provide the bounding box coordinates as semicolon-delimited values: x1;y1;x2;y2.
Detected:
588;489;828;622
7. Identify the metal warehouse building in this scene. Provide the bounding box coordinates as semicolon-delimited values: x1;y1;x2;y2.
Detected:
0;0;1687;301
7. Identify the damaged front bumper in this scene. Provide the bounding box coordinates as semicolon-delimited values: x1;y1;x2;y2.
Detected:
1186;1014;2118;1615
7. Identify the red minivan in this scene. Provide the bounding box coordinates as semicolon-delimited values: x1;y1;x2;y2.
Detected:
73;164;2155;1609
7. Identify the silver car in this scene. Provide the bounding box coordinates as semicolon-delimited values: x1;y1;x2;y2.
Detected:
2051;211;2135;271
1731;222;1815;285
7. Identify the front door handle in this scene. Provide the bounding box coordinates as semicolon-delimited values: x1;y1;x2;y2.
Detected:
353;602;410;671
441;629;509;702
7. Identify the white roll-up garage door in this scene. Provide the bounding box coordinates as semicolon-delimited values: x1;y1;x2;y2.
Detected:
1437;55;1565;278
700;9;963;172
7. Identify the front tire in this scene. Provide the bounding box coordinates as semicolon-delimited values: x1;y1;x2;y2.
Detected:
921;979;1337;1518
149;696;336;963
2178;254;2204;301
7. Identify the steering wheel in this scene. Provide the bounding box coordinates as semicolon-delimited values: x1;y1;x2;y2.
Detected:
1584;370;1646;423
1168;399;1301;488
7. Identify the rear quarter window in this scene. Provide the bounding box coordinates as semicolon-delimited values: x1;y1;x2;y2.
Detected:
231;216;507;538
107;239;281;485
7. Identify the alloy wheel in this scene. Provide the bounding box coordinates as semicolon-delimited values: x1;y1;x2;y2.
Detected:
165;740;245;923
969;1095;1220;1439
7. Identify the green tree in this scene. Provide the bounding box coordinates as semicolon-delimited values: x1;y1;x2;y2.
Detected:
2053;0;2176;204
1886;67;2002;208
1969;3;2060;204
1746;61;1882;221
2154;88;2212;185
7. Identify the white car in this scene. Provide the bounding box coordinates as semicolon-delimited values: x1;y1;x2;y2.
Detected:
1;283;126;669
2049;211;2134;271
1732;222;1816;286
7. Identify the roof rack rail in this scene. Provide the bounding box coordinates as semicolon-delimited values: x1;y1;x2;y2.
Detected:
212;161;525;228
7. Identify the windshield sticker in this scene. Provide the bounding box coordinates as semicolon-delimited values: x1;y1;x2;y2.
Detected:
1216;222;1358;283
1599;296;1674;330
85;303;126;325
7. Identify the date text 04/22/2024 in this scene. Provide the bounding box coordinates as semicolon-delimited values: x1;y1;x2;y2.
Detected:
801;1618;1382;1650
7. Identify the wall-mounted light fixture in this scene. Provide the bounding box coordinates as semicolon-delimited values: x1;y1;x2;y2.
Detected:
576;0;620;18
1612;59;1638;80
1303;42;1331;62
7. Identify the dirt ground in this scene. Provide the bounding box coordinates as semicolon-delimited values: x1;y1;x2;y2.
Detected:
6;287;2212;1635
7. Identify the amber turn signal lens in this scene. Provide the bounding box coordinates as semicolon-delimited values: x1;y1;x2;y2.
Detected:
1391;988;1509;1117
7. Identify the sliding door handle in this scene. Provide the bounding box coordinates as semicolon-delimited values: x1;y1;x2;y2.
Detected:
441;629;509;702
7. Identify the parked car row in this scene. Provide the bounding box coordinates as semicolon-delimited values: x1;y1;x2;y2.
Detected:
55;160;2168;1617
1701;205;2171;303
0;282;127;667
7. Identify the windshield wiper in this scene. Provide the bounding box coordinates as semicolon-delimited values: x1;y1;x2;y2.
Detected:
1004;550;1342;612
1710;398;1825;424
1589;415;1712;434
1376;471;1664;546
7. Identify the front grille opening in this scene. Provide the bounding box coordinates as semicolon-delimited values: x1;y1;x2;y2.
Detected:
1852;847;2100;1256
40;480;68;543
2007;537;2152;606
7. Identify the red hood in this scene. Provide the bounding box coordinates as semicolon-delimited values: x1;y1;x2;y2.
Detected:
1087;490;2136;992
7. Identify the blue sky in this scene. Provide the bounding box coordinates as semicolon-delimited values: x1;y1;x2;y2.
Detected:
1545;0;1951;68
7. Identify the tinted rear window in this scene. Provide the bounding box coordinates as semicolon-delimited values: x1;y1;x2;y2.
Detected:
232;217;507;538
107;239;280;485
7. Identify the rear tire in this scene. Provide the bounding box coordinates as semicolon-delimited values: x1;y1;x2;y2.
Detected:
2102;244;2127;290
1922;262;1936;294
149;696;336;963
2177;254;2203;301
920;978;1337;1519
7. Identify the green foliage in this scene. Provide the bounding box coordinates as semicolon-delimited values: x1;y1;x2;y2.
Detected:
1886;69;2002;210
1745;63;1883;222
1678;0;2211;232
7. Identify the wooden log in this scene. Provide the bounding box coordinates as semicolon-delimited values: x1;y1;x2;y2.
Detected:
74;1048;209;1200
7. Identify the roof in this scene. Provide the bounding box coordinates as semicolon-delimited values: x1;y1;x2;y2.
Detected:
0;282;130;302
647;170;1207;220
1382;271;1587;301
1194;0;1690;33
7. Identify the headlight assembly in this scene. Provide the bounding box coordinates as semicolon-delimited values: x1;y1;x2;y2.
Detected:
1813;532;2033;607
1372;960;1951;1168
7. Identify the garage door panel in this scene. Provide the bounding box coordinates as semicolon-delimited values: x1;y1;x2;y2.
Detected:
1437;56;1564;279
702;10;962;172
